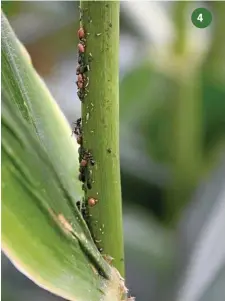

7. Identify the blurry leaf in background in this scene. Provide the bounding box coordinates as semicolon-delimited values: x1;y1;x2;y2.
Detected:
123;205;174;299
124;206;173;269
120;63;153;121
119;8;225;222
152;157;225;301
202;74;225;152
175;159;225;301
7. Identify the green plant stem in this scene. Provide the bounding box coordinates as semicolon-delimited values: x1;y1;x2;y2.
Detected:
80;1;124;276
173;2;187;55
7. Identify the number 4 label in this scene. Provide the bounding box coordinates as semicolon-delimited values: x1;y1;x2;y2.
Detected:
192;8;212;28
197;13;203;22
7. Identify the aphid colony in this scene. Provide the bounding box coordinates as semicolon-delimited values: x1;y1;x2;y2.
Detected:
78;146;95;191
76;27;89;102
72;26;100;252
72;116;96;197
72;117;98;221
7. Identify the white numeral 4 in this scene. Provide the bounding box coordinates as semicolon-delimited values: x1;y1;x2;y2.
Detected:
197;13;203;22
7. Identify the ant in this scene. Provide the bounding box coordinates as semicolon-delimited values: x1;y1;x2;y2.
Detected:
83;149;95;166
72;118;83;145
72;118;82;137
76;199;88;221
79;148;95;166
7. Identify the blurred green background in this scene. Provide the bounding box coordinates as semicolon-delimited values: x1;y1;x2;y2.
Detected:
2;1;225;301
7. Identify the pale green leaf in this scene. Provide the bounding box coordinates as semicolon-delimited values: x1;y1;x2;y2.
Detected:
1;11;82;200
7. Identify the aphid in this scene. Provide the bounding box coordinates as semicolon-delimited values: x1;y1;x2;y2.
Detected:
77;199;86;212
77;90;84;100
88;197;98;207
78;146;82;156
76;74;88;90
76;200;81;210
77;73;83;82
87;180;92;190
78;173;85;183
78;147;84;162
76;80;83;89
82;184;87;192
77;90;87;101
84;64;90;72
76;135;82;145
80;159;88;167
76;66;81;75
78;43;85;53
77;198;88;220
78;55;83;65
78;27;85;39
81;207;88;221
79;165;85;173
79;65;89;74
107;148;112;153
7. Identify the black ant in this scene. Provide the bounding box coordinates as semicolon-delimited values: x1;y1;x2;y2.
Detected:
83;150;95;166
72;118;82;137
79;148;95;166
76;199;88;221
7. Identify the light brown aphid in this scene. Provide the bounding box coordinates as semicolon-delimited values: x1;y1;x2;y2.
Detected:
77;73;83;82
78;27;85;39
78;43;85;53
88;197;98;207
76;81;83;89
80;159;87;167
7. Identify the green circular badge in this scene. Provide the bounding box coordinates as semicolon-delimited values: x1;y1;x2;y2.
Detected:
191;8;212;28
